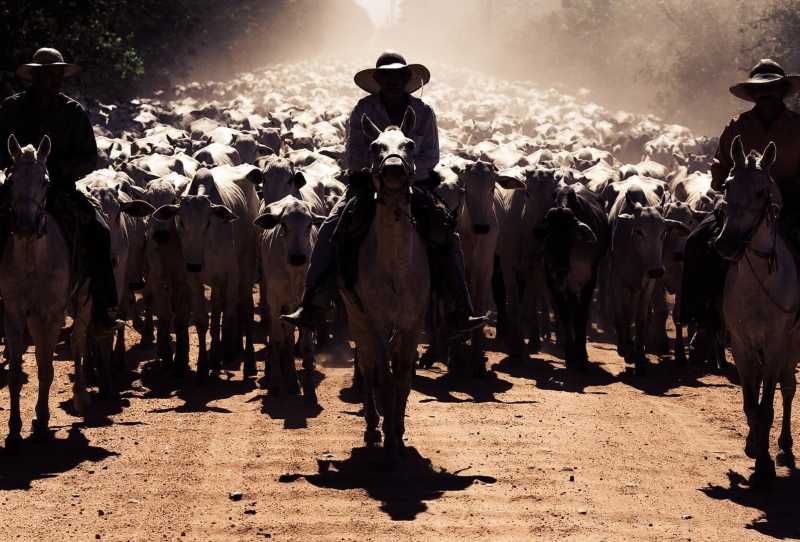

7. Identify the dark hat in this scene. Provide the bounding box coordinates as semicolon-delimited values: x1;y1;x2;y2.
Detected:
729;59;800;102
16;48;81;81
354;51;430;94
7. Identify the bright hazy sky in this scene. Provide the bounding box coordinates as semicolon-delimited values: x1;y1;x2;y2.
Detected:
354;0;395;27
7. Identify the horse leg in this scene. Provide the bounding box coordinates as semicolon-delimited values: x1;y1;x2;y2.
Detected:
30;319;58;442
752;372;778;485
737;360;761;460
393;331;418;453
777;362;797;469
70;301;92;415
357;341;380;446
4;311;25;450
300;329;317;404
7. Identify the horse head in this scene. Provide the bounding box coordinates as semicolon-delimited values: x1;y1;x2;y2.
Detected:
6;134;51;239
712;135;780;261
362;107;416;196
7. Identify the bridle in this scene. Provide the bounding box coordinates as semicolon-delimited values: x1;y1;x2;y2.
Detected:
7;159;49;239
721;168;797;313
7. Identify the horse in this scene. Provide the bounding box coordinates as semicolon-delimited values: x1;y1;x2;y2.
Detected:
1;135;92;449
713;135;798;485
337;108;430;464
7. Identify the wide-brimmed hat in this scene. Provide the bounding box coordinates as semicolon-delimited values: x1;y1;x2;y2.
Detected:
16;48;81;81
354;51;430;94
730;59;800;102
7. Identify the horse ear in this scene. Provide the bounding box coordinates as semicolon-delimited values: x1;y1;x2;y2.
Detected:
400;106;416;135
730;135;746;168
37;135;51;162
361;114;381;142
761;141;777;171
7;134;22;163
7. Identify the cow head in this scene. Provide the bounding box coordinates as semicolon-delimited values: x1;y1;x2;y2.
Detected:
457;160;499;235
144;178;182;245
712;136;779;261
614;192;690;279
362;107;416;194
261;157;306;204
153;170;238;273
6;135;50;239
254;197;325;267
534;198;598;287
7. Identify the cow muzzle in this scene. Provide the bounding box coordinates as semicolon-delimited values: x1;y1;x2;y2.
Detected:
288;254;307;267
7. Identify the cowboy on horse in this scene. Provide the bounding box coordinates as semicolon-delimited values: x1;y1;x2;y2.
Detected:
0;48;123;333
281;51;488;337
681;58;800;362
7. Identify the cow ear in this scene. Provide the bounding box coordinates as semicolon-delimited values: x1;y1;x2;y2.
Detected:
496;168;526;190
290;171;307;189
361;114;381;142
7;134;22;163
121;199;156;217
575;221;597;244
311;213;327;225
153;204;180;221
211;204;238;222
253;212;281;230
665;219;692;235
400;106;416;135
37;135;51;162
731;135;746;168
761;141;777;171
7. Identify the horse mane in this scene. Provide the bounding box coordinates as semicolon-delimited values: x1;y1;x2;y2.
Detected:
16;145;39;162
746;150;762;170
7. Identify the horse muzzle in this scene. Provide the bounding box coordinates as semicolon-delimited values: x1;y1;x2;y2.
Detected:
288;254;307;267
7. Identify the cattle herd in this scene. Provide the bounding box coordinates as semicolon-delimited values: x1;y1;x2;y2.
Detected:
5;60;791;483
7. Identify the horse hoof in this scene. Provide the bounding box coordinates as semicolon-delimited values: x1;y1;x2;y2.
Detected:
364;429;381;446
777;449;796;470
4;433;22;453
30;420;52;443
749;462;776;488
745;435;757;459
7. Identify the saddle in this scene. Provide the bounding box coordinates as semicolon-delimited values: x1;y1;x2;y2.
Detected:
333;173;456;291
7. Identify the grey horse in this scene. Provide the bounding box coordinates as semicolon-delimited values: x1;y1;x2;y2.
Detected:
1;135;92;449
338;108;430;464
713;135;798;485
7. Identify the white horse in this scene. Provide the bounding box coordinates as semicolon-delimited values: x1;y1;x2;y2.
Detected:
338;109;430;464
1;135;91;449
713;135;798;485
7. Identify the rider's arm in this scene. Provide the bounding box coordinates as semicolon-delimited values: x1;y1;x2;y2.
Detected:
711;119;735;191
344;101;371;173
414;106;440;180
51;102;98;186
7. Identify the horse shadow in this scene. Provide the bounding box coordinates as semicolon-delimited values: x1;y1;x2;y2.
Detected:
251;391;324;429
491;355;617;394
700;469;800;539
0;425;117;490
148;373;256;414
412;369;521;404
280;446;496;521
617;355;737;397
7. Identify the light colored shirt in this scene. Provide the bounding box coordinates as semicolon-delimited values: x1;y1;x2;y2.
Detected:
711;106;800;190
345;93;439;180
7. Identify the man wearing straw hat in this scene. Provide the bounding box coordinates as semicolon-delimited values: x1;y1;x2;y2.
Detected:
681;59;800;364
0;47;123;332
282;51;487;336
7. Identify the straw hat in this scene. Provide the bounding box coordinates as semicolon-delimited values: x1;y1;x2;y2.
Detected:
729;59;800;102
354;51;430;94
16;48;81;81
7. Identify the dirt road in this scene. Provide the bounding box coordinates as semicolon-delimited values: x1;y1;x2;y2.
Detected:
0;327;798;541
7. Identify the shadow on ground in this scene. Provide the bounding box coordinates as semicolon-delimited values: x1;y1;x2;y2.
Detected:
701;469;800;539
492;355;617;394
0;425;117;490
251;386;324;429
281;446;496;521
412;369;532;404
